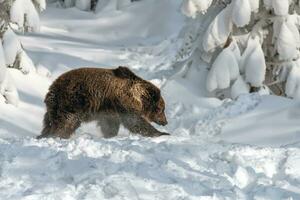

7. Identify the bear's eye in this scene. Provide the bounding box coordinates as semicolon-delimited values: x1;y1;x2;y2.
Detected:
156;107;162;113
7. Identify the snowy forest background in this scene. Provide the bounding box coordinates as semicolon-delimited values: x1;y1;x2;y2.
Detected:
0;0;300;199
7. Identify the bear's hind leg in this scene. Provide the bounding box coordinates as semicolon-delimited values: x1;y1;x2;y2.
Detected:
52;113;81;139
97;113;120;138
37;112;53;139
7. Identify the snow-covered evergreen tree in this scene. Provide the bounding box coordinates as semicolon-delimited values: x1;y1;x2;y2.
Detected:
181;0;300;100
0;0;45;106
58;0;132;12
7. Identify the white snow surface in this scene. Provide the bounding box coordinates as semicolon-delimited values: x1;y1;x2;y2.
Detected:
0;0;300;199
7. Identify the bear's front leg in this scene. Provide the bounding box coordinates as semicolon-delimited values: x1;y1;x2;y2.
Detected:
121;113;169;137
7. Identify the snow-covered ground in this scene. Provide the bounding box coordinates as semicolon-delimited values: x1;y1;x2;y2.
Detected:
0;0;300;199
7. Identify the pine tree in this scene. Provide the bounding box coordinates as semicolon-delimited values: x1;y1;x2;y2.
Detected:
60;0;132;12
0;0;45;106
181;0;300;99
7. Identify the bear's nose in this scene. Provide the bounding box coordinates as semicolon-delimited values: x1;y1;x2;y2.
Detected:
160;119;168;126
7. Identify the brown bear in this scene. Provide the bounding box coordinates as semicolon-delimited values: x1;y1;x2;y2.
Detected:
37;66;169;139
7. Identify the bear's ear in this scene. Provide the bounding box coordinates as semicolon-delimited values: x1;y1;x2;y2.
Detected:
147;87;160;103
114;66;142;81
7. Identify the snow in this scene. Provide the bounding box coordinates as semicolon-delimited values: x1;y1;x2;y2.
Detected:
68;0;133;12
64;0;75;8
10;0;40;32
286;65;300;99
116;0;131;10
0;0;300;199
181;0;213;18
19;51;36;74
2;29;22;66
232;0;251;27
275;21;299;60
0;72;19;106
231;75;250;99
0;41;19;106
35;0;47;11
2;28;35;74
181;0;198;19
249;0;260;13
221;95;300;147
206;47;239;92
272;0;289;16
0;40;6;81
263;0;273;10
95;0;116;12
244;37;266;87
202;5;233;52
232;166;254;189
287;15;300;48
229;39;241;61
75;0;91;11
1;134;299;200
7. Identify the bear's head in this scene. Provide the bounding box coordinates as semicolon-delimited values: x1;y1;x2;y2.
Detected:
131;81;168;126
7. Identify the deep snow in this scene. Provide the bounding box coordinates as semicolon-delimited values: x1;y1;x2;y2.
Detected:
0;0;300;199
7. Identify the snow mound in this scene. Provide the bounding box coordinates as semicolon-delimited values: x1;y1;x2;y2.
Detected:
222;95;300;147
194;94;260;141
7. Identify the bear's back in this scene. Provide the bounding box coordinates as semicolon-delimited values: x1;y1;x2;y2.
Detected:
51;68;114;92
45;68;117;112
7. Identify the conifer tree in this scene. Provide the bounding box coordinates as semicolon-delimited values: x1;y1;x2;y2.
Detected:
181;0;300;99
60;0;132;12
0;0;45;105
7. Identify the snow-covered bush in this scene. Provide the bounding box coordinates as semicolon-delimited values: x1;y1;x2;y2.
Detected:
59;0;132;12
182;0;300;100
0;0;45;106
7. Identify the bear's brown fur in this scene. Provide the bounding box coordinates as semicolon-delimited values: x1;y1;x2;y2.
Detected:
37;66;169;139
